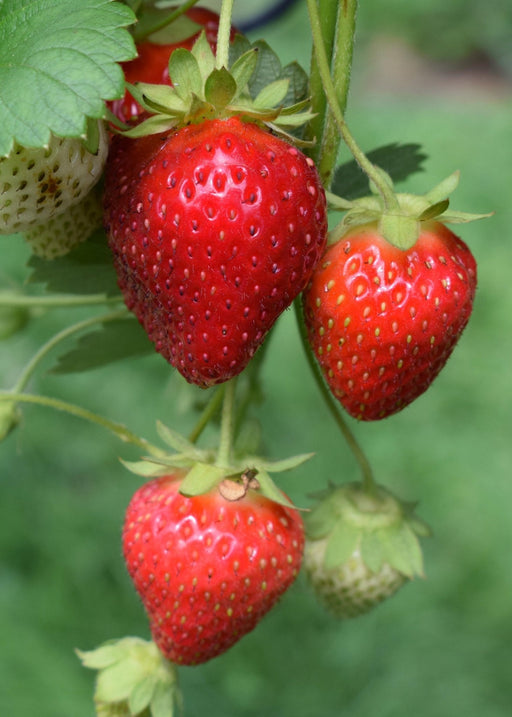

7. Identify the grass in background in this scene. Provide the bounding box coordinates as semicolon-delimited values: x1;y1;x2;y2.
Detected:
1;5;511;716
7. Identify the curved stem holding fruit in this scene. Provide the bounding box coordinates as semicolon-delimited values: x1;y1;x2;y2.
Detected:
306;0;358;188
0;391;166;458
216;377;237;469
188;384;225;444
215;0;235;70
306;0;399;211
293;299;377;495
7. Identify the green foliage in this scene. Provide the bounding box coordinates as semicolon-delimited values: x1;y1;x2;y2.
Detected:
0;0;136;155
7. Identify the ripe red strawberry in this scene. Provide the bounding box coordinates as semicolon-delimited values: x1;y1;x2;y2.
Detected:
303;221;477;420
109;7;234;123
122;470;304;665
104;116;327;387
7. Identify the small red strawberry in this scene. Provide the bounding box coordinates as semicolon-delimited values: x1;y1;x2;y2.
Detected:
109;7;235;123
302;175;485;419
104;118;326;387
122;469;304;665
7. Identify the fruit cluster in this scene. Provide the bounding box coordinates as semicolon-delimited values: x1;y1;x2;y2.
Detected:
1;3;487;715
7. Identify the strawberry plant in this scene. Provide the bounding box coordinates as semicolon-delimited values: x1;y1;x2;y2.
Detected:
0;0;492;715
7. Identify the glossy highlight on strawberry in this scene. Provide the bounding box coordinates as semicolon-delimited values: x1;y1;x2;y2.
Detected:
122;471;305;665
303;221;477;419
104;116;328;387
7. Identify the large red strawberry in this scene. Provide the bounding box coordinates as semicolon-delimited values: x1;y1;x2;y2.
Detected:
303;219;477;420
104;116;327;387
109;7;235;123
122;470;304;665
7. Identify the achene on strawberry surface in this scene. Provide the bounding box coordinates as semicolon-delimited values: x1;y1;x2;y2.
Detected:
122;470;304;665
104;116;327;387
303;220;477;420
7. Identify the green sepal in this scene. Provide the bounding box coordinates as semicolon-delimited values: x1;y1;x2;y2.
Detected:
121;113;179;139
323;521;360;570
359;530;385;574
120;459;171;479
254;79;290;109
304;495;340;540
168;48;202;101
0;399;20;442
190;32;216;84
77;637;181;717
156;421;198;455
178;462;226;497
0;300;29;339
419;199;450;221
379;523;425;578
230;49;259;93
247;452;314;474
205;68;238;110
251;469;299;510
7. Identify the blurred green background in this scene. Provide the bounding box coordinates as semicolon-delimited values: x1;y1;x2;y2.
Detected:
1;2;512;715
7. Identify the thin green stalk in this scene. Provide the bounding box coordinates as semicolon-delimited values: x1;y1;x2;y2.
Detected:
216;377;237;468
0;293;122;308
306;0;399;209
307;0;358;187
0;391;165;458
10;310;130;394
215;0;235;70
188;385;225;444
294;299;377;494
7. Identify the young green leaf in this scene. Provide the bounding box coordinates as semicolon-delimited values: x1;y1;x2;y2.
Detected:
0;0;136;156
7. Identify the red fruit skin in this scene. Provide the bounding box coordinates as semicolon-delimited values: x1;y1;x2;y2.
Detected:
104;116;327;387
302;222;477;420
109;8;234;123
122;472;304;665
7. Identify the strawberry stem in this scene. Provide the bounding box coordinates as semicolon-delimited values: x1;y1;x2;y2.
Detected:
293;299;377;494
306;0;357;188
306;0;399;211
0;292;122;308
216;377;237;469
216;0;235;70
0;391;166;457
188;384;226;444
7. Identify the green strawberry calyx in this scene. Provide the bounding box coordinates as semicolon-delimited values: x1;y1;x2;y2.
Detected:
327;170;492;251
111;32;314;143
305;482;431;578
77;637;182;717
121;419;312;511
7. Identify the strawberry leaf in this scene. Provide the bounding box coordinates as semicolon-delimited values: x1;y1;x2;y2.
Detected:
50;318;154;374
27;231;120;296
332;143;427;199
0;0;136;156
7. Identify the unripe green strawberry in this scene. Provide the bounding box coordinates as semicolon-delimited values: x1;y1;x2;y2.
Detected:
304;482;429;619
0;121;108;235
23;187;103;258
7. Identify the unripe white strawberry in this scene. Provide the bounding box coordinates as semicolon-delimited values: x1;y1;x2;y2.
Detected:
304;482;430;619
0;121;108;235
23;187;103;258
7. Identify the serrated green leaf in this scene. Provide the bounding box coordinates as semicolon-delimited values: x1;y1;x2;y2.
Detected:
332;143;427;200
205;68;237;109
179;462;225;496
0;0;136;156
323;521;360;570
379;524;424;578
169;48;202;101
50;318;154;374
254;79;290;109
27;230;120;296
